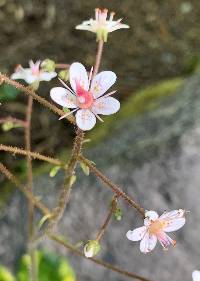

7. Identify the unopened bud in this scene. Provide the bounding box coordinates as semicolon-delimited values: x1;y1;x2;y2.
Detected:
84;240;101;258
58;70;69;81
41;59;56;72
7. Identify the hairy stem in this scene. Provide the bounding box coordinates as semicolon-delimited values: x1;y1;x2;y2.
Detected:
0;117;26;127
49;234;151;281
25;96;37;281
0;163;50;215
55;63;70;69
96;195;118;242
0;163;150;281
0;144;64;166
0;74;75;124
48;128;84;230
79;155;145;217
93;40;104;77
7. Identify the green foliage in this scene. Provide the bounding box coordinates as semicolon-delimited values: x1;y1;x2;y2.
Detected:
79;161;90;176
17;250;76;281
0;84;20;102
0;266;15;281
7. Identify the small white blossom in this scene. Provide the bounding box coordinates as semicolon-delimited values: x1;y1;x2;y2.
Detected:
126;209;186;254
11;60;57;85
76;8;129;42
50;62;120;131
193;271;200;281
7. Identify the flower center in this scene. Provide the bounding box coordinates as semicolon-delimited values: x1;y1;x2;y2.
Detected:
76;82;94;109
148;220;168;236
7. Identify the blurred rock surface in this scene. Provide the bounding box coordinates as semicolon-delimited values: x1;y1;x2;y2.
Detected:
1;74;200;280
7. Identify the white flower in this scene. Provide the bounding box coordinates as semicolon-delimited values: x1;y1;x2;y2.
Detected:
126;209;186;254
11;60;57;85
193;271;200;281
50;62;120;131
76;8;129;42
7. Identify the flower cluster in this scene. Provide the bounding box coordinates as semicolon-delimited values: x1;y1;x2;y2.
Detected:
50;62;120;131
126;209;186;253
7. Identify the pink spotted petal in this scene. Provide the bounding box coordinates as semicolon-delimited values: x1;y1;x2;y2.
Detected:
159;209;185;220
140;232;157;254
76;109;96;131
70;62;89;92
163;217;186;232
90;71;116;99
126;226;147;241
50;87;77;108
92;97;120;115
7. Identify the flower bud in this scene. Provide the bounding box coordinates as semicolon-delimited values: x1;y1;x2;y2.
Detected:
41;59;56;72
84;240;101;258
2;121;14;131
58;70;69;81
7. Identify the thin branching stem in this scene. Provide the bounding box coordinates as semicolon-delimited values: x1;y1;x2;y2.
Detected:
49;234;151;281
25;96;37;281
0;74;75;124
0;163;150;281
96;195;118;242
0;144;64;166
48;128;84;229
92;40;104;77
79;155;145;218
0;163;50;215
0;117;26;127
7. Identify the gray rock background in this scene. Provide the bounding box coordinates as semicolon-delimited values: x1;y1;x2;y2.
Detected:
1;74;200;280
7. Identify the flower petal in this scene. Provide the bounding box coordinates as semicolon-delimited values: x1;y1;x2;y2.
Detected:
144;210;159;226
163;218;186;232
50;87;77;108
159;209;185;220
192;271;200;281
157;232;176;249
140;232;157;254
126;226;147;241
70;62;89;92
92;97;120;115
76;109;96;131
39;71;57;81
90;71;116;99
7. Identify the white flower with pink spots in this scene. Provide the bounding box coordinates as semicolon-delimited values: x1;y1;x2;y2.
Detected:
11;60;57;85
126;209;186;254
50;62;120;131
76;8;129;42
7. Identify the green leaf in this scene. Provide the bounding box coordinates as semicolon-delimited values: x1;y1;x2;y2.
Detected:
69;175;76;187
80;162;90;176
0;266;15;281
38;213;52;229
49;166;61;177
17;250;76;281
0;84;20;102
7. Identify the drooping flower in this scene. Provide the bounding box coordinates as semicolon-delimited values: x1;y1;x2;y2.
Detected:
11;60;57;85
126;209;186;254
50;62;120;131
76;8;129;42
193;271;200;281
